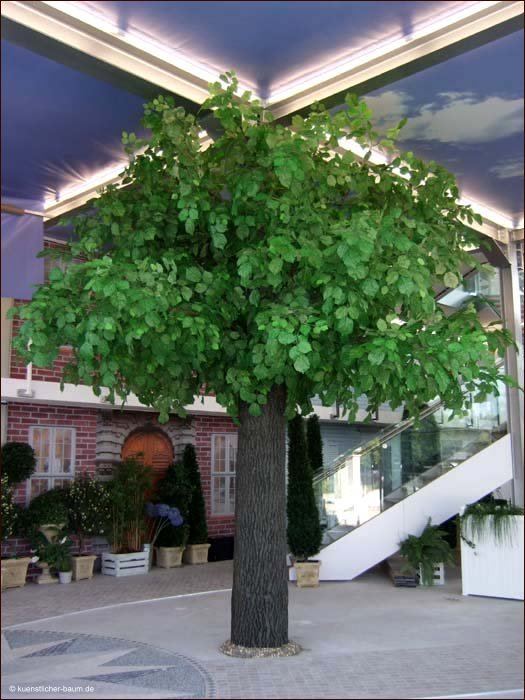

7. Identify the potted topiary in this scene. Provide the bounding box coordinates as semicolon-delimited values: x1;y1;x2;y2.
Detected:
25;487;70;543
287;415;323;587
399;518;455;586
102;459;153;576
181;444;210;565
68;477;111;580
1;474;32;590
154;462;192;567
1;442;36;486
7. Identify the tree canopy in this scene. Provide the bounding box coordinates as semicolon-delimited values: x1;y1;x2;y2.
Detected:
13;72;513;422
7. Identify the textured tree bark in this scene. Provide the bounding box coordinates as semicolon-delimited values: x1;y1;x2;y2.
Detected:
231;384;289;648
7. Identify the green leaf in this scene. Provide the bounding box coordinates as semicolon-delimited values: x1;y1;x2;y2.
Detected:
293;355;310;373
377;319;388;332
444;272;459;289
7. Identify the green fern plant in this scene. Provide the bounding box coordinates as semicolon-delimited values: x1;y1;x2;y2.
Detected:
399;518;455;586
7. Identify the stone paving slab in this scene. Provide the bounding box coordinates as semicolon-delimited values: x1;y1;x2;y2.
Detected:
1;560;233;628
2;565;523;699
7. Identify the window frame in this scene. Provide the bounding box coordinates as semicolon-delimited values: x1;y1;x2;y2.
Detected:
210;433;237;516
27;425;77;502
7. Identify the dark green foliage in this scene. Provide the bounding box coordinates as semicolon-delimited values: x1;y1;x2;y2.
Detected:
399;518;455;585
287;415;323;560
1;442;36;485
34;529;73;572
155;462;192;547
306;414;324;474
12;75;514;426
25;487;70;534
107;459;152;553
183;444;208;545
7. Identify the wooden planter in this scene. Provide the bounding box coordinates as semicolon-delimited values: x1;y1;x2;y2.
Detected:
294;560;321;587
1;558;31;589
155;546;184;568
101;551;149;577
72;555;97;581
183;543;210;565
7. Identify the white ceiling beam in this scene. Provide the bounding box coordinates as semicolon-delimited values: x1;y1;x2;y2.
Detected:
1;0;256;104
267;1;524;117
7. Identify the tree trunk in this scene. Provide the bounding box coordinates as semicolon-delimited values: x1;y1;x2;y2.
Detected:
231;384;289;648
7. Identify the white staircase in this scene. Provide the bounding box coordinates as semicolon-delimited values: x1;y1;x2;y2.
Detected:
310;435;512;581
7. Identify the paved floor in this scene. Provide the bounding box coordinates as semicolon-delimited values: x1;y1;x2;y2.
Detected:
1;562;523;699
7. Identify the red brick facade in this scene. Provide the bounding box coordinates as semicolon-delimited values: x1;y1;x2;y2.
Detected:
6;403;98;505
193;414;238;538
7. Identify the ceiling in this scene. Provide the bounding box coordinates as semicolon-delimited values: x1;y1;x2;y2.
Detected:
1;1;523;227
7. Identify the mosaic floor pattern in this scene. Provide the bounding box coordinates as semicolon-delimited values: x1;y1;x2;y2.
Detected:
2;628;214;699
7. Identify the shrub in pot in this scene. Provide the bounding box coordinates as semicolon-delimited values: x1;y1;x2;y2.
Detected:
34;529;73;584
67;477;111;580
146;503;187;568
155;461;192;566
306;414;324;475
102;459;152;577
25;487;70;542
399;518;455;586
1;474;32;590
1;442;36;486
182;444;210;564
287;415;323;587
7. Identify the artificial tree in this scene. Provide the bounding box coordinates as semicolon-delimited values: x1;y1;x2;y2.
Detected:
287;415;323;566
12;74;514;649
155;463;192;549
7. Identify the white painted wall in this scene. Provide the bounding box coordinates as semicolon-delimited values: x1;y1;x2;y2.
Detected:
461;515;524;600
308;435;513;581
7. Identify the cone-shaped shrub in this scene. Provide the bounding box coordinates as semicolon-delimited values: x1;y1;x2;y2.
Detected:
306;414;324;474
183;443;208;545
287;415;323;560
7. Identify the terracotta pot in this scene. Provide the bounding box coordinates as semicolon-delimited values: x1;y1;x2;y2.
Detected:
72;555;97;581
183;543;210;565
155;546;184;568
1;558;31;589
294;560;321;588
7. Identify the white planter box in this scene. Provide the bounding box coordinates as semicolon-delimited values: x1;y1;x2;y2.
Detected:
418;562;445;586
461;515;524;600
101;551;149;577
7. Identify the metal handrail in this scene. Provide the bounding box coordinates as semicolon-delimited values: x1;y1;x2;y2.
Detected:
313;361;505;484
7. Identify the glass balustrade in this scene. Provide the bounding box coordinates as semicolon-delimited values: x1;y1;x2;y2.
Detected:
315;380;508;546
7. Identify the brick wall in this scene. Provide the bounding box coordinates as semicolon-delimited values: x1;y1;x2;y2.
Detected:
192;414;239;538
6;403;98;505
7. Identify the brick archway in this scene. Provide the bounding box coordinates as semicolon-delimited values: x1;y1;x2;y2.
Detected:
121;429;174;485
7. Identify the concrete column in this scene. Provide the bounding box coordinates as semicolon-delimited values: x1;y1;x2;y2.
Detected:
500;241;524;507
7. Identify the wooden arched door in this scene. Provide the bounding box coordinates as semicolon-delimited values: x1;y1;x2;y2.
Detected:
121;430;174;487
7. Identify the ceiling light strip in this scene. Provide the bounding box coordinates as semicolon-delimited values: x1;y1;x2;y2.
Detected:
267;1;524;116
2;1;256;104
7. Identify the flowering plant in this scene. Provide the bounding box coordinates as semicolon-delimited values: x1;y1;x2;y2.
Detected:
34;529;73;573
145;502;184;547
1;474;17;540
68;477;111;553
